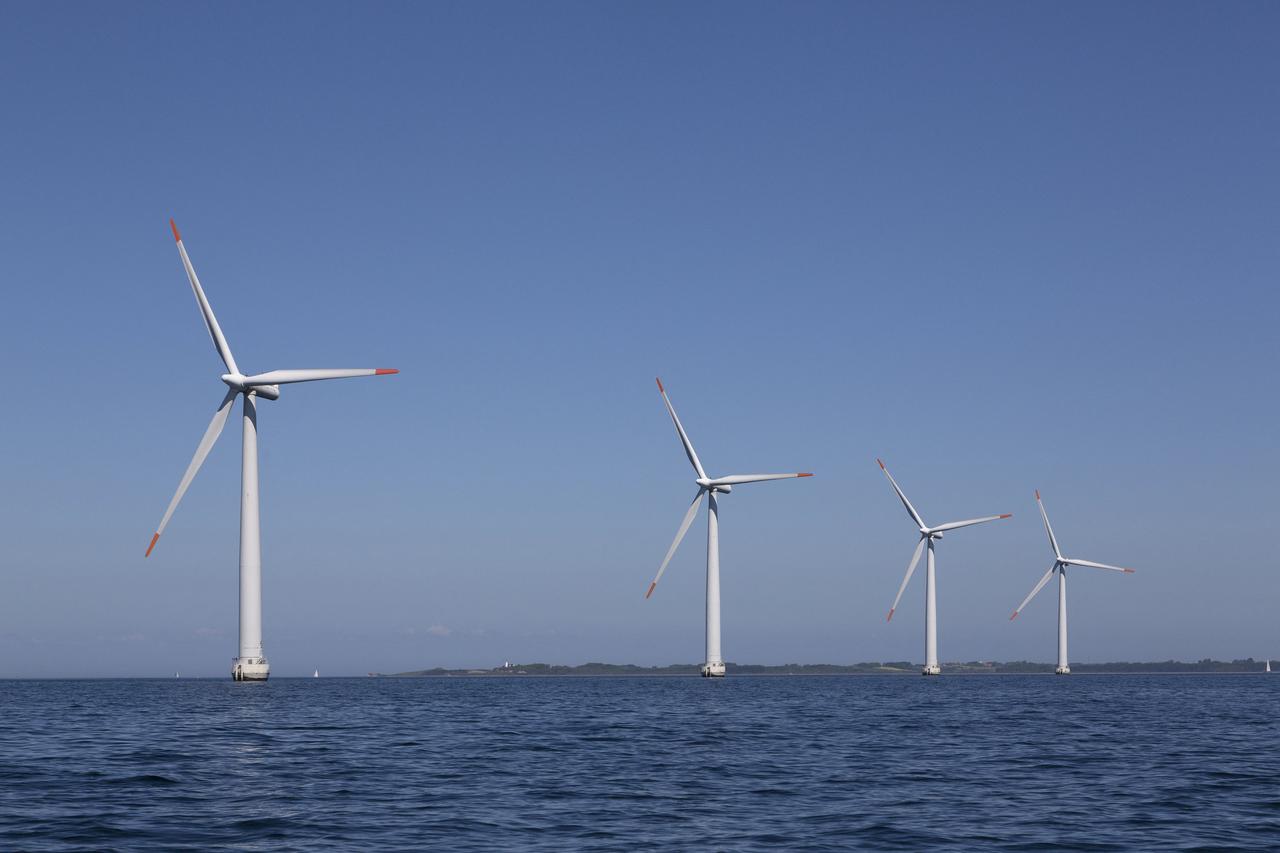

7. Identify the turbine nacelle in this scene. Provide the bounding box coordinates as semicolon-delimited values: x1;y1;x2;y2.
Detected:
220;374;282;400
695;478;732;494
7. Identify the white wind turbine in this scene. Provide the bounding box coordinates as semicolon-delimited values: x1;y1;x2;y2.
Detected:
1010;490;1135;674
146;220;398;681
644;378;813;677
878;459;1010;676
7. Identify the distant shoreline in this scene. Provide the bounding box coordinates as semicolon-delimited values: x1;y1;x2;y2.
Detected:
371;659;1275;677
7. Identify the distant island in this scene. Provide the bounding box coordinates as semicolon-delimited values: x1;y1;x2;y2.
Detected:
371;658;1274;677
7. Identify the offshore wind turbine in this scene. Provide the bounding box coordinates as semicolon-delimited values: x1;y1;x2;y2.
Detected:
644;378;813;677
878;459;1010;676
146;220;398;681
1010;490;1135;674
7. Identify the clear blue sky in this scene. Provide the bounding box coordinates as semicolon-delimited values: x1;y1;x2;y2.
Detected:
1;2;1276;676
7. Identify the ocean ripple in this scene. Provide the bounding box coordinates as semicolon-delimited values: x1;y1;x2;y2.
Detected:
0;675;1276;850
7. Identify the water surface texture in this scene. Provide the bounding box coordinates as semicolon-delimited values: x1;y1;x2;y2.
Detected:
1;675;1276;850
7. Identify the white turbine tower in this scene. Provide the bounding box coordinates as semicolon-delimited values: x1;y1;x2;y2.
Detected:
878;459;1010;676
644;378;813;678
146;220;398;681
1010;490;1135;675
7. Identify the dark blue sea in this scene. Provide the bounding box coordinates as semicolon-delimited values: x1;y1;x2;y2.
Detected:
1;675;1276;850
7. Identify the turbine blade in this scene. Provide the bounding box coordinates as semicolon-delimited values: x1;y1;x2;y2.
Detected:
242;368;400;386
170;220;238;375
887;538;926;621
656;378;707;480
146;389;238;557
645;489;706;598
877;459;925;529
1065;557;1135;574
929;514;1012;533
1036;490;1063;559
1010;564;1058;620
706;473;814;486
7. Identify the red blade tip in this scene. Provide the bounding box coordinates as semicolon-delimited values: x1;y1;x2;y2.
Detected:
999;514;1012;519
655;377;664;392
645;582;657;599
145;532;160;557
877;458;885;469
1010;611;1019;621
797;472;813;478
375;369;399;375
886;608;894;622
1124;568;1135;573
1035;489;1041;500
169;219;181;243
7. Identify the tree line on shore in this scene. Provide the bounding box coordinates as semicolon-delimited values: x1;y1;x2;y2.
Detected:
372;658;1272;677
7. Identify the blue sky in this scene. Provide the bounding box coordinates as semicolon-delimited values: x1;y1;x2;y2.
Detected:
1;2;1276;676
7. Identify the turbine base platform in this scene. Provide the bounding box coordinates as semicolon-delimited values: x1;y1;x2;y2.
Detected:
701;662;726;678
1055;666;1071;675
233;657;270;681
921;664;942;676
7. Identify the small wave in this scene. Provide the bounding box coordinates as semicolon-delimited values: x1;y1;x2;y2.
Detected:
108;773;181;786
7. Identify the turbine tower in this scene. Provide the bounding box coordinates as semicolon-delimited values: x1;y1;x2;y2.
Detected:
878;459;1010;676
644;378;812;677
146;220;398;681
1010;490;1135;674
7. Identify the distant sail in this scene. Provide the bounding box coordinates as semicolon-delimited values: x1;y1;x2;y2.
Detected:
314;669;320;678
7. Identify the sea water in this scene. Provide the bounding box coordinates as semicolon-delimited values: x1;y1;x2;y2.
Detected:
1;674;1276;850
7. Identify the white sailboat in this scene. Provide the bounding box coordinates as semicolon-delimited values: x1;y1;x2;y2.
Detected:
1266;660;1272;673
313;669;320;678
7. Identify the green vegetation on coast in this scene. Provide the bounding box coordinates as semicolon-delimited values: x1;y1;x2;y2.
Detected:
371;658;1273;677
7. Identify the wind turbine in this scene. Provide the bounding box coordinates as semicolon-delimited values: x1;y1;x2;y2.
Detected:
644;378;813;677
1010;490;1135;674
146;220;398;681
878;459;1010;676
